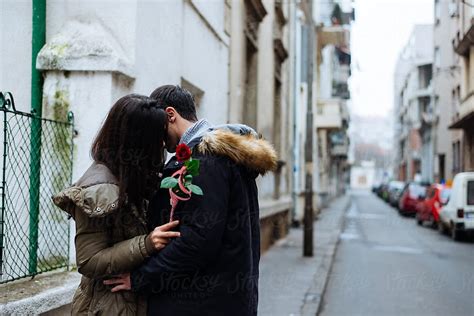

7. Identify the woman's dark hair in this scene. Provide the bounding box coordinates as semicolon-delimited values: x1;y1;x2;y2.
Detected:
149;85;198;122
91;94;167;209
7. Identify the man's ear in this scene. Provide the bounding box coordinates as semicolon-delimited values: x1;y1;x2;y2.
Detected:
165;107;176;123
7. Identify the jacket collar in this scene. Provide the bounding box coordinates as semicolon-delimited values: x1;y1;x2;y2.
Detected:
179;119;211;146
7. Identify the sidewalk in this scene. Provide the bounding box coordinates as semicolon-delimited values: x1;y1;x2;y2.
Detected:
258;194;350;316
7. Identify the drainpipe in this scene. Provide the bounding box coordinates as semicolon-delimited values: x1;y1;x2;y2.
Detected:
291;1;298;225
29;0;46;275
303;0;315;257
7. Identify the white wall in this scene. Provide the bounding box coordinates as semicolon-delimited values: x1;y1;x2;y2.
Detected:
350;165;376;189
2;0;231;268
134;0;229;125
0;0;32;111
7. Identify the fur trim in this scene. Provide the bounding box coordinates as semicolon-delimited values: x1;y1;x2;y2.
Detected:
197;130;278;175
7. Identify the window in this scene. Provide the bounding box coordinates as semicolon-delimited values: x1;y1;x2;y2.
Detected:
434;47;440;69
418;64;433;89
435;0;441;24
224;0;231;36
451;89;456;117
453;141;461;174
439;154;445;182
181;78;204;108
440;189;451;204
467;181;474;206
449;1;459;17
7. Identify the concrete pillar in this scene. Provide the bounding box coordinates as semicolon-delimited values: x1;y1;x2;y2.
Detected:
37;20;136;265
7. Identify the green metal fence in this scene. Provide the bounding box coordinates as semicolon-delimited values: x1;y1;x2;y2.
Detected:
0;92;74;283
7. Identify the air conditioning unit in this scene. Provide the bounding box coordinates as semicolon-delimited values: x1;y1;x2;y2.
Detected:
449;3;459;17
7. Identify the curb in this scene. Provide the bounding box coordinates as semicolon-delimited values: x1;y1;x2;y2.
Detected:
301;195;351;316
0;272;80;315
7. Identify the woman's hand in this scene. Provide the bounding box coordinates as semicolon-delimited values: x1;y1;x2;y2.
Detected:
146;220;181;251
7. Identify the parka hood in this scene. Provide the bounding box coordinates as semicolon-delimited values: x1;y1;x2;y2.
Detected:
196;129;278;175
52;163;120;218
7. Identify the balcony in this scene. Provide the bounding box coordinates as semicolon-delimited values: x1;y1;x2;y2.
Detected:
331;144;349;157
330;131;349;158
315;99;346;130
332;82;350;99
331;142;349;157
316;26;350;66
454;19;474;57
449;91;474;129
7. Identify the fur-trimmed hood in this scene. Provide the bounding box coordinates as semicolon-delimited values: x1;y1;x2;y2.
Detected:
196;129;278;175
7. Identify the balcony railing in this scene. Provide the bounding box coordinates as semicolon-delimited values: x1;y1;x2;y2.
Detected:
459;91;474;118
331;143;348;157
315;100;345;130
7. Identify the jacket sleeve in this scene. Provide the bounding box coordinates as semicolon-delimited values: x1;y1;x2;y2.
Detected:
131;157;231;293
74;210;153;279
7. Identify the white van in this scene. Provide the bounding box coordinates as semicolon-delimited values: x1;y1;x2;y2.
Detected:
438;172;474;241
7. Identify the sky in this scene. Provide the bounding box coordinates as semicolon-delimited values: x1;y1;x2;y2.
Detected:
350;0;434;117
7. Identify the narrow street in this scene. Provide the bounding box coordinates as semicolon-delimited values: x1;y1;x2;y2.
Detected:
320;190;474;316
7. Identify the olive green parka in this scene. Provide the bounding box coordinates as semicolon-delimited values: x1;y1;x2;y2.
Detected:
53;163;154;315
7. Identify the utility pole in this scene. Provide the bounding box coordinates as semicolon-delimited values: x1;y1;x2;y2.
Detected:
303;0;314;257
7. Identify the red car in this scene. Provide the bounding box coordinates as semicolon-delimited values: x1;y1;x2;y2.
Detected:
398;183;428;216
416;184;451;228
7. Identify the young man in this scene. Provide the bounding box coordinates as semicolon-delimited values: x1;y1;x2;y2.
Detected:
107;85;277;316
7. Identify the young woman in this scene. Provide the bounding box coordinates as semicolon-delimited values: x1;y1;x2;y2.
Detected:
53;94;179;315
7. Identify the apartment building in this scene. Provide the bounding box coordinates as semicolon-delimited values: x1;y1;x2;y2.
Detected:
449;0;474;172
394;25;434;182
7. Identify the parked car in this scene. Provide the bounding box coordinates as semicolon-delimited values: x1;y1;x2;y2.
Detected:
372;183;381;193
398;182;429;216
415;184;451;228
378;183;390;200
438;172;474;241
388;181;405;208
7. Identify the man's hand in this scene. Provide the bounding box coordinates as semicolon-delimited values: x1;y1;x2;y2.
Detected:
148;220;181;250
103;273;131;292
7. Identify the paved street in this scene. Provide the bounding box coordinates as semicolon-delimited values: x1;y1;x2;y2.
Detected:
320;190;474;316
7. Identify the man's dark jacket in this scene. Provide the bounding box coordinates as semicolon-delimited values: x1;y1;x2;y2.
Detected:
131;129;277;316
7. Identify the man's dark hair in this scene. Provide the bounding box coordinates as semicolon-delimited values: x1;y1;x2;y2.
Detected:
150;85;198;122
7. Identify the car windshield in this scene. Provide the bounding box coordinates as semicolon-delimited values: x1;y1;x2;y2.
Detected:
409;184;426;198
468;181;474;206
393;182;404;190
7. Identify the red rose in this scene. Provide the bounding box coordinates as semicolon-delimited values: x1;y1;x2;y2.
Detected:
175;143;192;162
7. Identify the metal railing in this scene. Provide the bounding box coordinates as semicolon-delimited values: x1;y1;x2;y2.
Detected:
0;92;74;283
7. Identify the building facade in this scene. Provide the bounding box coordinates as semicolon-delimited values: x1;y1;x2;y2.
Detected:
1;0;295;280
227;0;293;251
395;0;474;184
449;0;474;173
432;0;462;183
290;0;352;217
394;25;434;183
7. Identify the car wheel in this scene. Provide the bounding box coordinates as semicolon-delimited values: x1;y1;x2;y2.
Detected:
438;221;447;235
451;226;463;241
416;213;422;226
